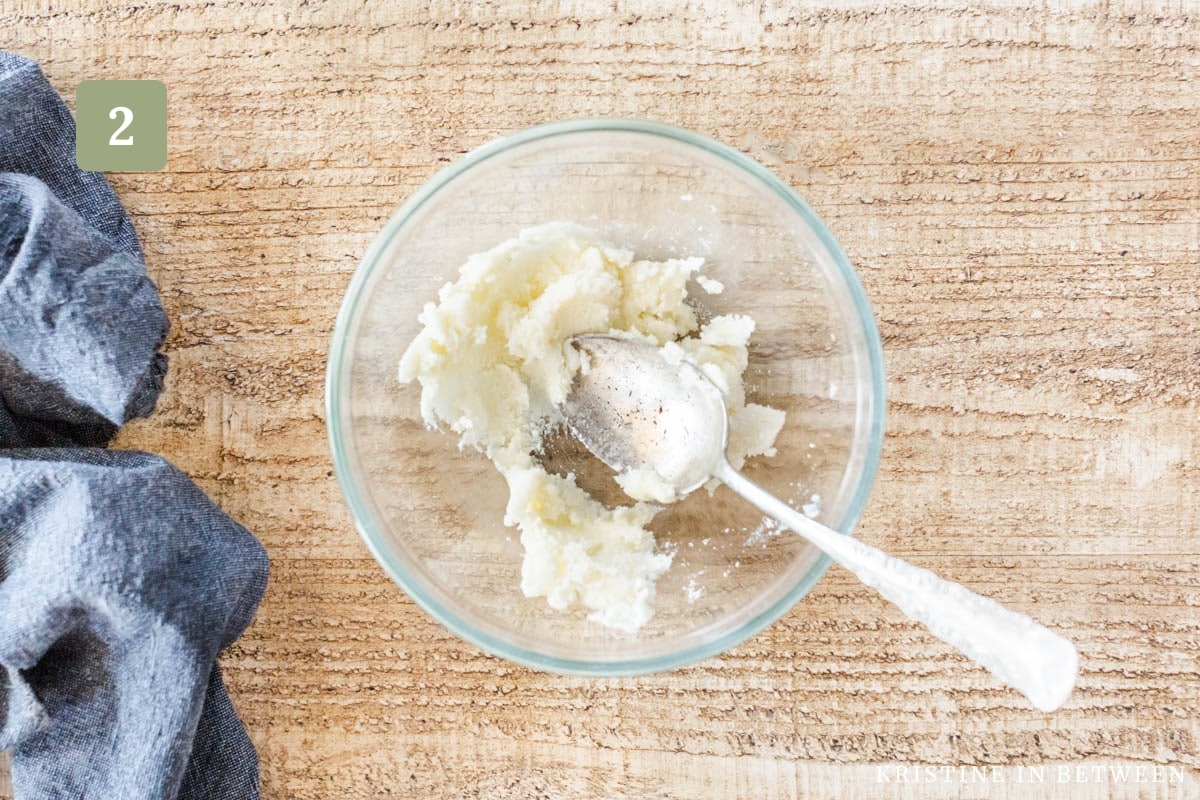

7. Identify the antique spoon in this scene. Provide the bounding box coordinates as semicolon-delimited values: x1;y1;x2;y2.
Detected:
563;333;1078;712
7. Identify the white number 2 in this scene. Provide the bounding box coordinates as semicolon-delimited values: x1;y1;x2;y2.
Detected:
108;106;134;146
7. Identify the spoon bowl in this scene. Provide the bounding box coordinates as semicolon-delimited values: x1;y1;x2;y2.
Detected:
564;334;728;495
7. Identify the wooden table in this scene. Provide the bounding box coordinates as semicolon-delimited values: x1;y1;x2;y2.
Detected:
3;3;1198;798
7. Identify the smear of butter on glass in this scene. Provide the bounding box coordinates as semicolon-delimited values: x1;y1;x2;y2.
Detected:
398;222;784;633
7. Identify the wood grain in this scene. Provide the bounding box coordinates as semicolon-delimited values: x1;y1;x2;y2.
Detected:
2;1;1198;797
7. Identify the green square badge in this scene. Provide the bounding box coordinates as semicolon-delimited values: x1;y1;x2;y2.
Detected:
75;80;167;172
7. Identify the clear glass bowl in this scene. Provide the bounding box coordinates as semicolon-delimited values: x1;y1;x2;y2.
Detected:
326;119;885;675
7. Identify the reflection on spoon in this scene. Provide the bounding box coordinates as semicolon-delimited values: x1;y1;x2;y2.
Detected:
563;334;1078;712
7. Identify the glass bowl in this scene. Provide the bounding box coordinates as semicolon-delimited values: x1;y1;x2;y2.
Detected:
326;118;885;675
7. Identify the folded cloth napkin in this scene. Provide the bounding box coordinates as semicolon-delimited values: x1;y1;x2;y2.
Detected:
0;51;269;800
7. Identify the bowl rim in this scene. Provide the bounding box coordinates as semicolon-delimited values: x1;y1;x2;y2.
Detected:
326;117;886;676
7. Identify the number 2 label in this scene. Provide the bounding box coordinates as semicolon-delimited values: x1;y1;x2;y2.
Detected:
76;80;167;171
108;106;134;146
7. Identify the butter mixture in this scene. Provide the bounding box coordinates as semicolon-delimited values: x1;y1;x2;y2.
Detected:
398;223;784;632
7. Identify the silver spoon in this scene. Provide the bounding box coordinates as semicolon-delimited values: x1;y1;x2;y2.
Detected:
563;334;1078;712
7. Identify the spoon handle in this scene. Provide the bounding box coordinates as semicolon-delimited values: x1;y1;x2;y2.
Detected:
713;459;1078;712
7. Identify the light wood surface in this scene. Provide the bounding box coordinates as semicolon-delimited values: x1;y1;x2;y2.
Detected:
3;2;1199;798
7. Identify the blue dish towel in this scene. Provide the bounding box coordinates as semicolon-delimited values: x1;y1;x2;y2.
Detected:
0;52;269;800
